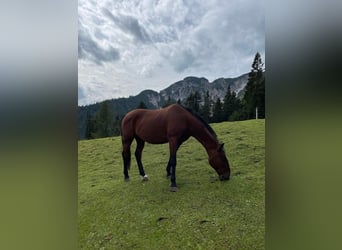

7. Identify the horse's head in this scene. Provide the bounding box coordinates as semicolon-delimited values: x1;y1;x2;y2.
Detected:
208;143;230;181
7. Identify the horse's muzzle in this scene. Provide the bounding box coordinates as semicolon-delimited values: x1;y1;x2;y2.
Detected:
219;173;230;181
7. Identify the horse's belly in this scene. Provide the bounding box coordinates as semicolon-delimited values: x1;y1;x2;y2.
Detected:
146;138;168;144
135;126;168;144
141;133;168;144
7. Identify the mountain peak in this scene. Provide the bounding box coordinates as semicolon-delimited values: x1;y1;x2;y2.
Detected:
183;76;208;82
78;73;249;139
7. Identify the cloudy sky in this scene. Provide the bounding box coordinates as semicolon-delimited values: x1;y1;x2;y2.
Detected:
78;0;264;106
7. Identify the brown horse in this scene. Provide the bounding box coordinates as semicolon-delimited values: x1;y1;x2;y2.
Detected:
121;104;230;191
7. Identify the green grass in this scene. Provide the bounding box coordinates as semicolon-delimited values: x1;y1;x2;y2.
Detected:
78;119;265;249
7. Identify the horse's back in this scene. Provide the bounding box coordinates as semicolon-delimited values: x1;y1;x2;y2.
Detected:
121;104;189;144
121;108;149;136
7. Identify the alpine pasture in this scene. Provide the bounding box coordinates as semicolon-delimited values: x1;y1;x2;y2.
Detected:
78;119;265;249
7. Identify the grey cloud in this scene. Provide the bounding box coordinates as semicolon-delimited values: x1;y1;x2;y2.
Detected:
92;16;105;26
78;85;85;102
94;28;108;40
166;1;264;74
102;8;150;43
78;0;264;104
78;26;120;65
170;49;196;72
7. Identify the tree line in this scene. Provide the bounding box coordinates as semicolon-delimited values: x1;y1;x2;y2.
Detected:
183;52;265;123
84;52;264;139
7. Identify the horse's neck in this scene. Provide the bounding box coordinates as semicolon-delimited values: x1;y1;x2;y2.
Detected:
191;123;218;154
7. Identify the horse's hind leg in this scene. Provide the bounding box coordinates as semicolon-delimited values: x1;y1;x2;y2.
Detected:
135;137;148;181
122;137;133;181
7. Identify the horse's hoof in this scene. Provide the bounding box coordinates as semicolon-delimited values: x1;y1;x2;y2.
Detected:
124;178;130;182
142;175;149;181
170;186;178;192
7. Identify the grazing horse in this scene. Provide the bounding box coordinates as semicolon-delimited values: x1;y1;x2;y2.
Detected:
121;104;230;191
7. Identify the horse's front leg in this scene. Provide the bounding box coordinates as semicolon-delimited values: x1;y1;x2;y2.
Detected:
135;137;148;181
166;159;171;178
168;138;179;192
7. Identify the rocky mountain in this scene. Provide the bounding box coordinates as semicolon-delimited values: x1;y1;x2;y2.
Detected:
78;73;249;139
160;74;248;104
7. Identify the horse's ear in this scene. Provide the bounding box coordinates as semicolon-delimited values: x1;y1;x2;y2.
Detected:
218;143;224;151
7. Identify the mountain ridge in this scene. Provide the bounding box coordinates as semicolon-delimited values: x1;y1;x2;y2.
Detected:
78;73;249;139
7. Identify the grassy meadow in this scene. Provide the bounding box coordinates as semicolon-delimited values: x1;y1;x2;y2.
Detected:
78;119;265;249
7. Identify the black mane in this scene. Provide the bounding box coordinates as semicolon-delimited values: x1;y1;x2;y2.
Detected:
179;105;217;139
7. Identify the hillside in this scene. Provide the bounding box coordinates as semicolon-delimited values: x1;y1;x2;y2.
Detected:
159;74;248;104
78;119;265;249
78;73;249;139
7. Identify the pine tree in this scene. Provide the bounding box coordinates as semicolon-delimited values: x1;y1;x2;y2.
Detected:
185;91;201;112
112;115;121;136
93;100;114;138
243;52;265;119
85;112;96;139
200;91;211;122
223;86;234;120
223;86;242;121
212;98;224;123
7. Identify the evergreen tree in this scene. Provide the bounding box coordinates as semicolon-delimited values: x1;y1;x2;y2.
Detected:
256;77;265;118
200;91;211;122
85;111;96;139
243;52;265;119
222;86;242;121
93;100;114;138
223;86;235;120
185;91;201;112
112;115;121;136
212;98;224;123
229;110;243;121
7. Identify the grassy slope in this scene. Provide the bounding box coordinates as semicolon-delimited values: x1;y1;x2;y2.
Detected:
78;119;265;249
